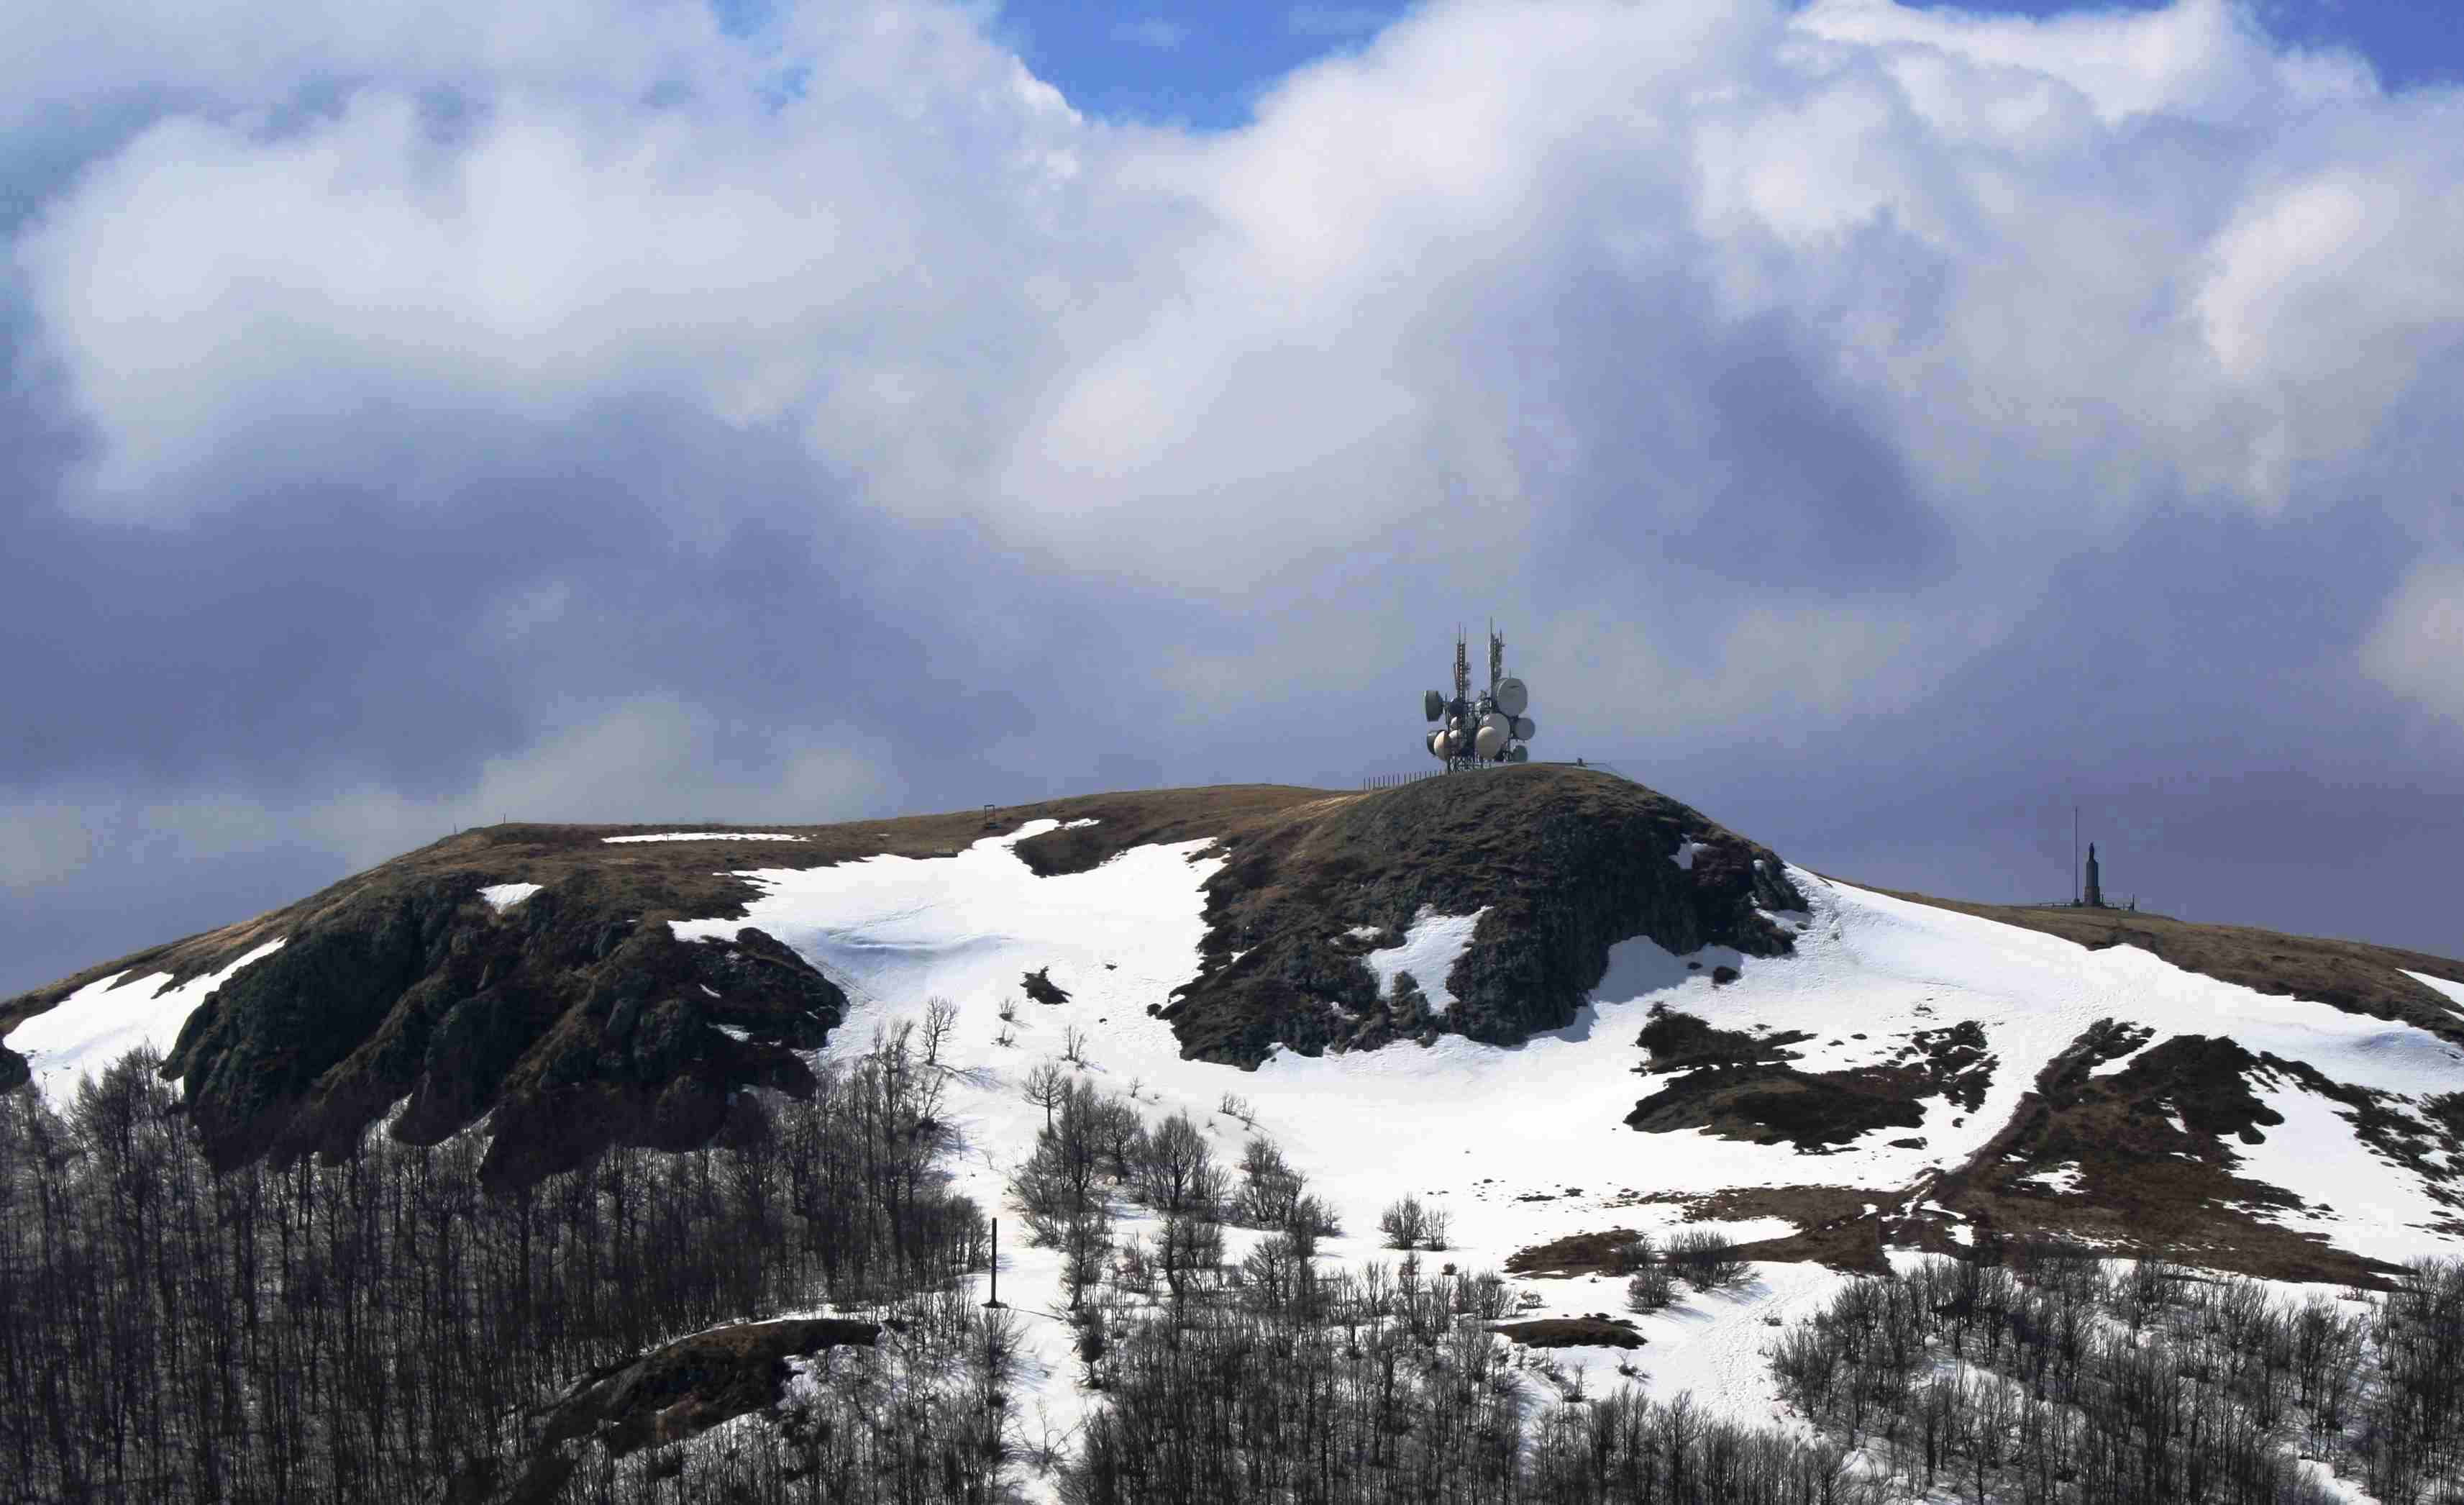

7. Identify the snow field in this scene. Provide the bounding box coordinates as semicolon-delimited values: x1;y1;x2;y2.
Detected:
670;823;2464;1475
12;811;2460;1488
4;940;288;1109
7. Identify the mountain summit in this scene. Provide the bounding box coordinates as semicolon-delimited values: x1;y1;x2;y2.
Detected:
6;764;2463;1288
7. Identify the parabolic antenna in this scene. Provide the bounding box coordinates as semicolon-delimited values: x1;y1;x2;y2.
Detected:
1424;688;1445;722
1495;677;1529;717
1512;715;1536;741
1474;725;1507;759
1427;731;1446;760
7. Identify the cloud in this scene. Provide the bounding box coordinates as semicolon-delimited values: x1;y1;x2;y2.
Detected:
6;0;2464;985
0;806;96;888
1111;18;1190;50
2361;555;2464;727
111;694;904;873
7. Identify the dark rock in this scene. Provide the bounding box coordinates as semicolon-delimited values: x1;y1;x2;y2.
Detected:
541;1317;880;1458
1492;1316;1644;1350
1170;765;1804;1065
117;868;850;1188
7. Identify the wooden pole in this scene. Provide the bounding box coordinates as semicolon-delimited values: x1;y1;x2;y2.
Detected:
985;1217;1002;1308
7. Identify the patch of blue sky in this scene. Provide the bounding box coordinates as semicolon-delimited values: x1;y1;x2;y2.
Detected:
740;1;2455;132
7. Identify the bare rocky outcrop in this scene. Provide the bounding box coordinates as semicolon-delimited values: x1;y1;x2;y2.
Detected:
455;1317;880;1505
1161;765;1806;1065
153;869;846;1188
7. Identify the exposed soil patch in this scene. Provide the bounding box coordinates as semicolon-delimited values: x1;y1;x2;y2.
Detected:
1506;1229;1648;1276
1492;1317;1644;1350
1625;1009;1993;1152
1934;1031;2409;1286
1628;1066;1925;1149
1023;967;1071;1006
1635;1005;1812;1072
1524;1188;1889;1275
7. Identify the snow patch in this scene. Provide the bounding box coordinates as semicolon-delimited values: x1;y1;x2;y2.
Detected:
2089;1040;2152;1076
2231;1072;2455;1265
2401;969;2464;1014
1362;906;1489;1016
2018;1163;2087;1196
1672;838;1710;871
5;940;288;1108
479;881;542;911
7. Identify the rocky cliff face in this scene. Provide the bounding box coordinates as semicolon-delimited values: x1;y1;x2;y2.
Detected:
1160;766;1807;1063
160;870;845;1188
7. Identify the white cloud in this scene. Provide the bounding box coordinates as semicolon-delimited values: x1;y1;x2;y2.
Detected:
11;0;2464;742
0;806;97;888
88;696;898;876
2361;556;2464;728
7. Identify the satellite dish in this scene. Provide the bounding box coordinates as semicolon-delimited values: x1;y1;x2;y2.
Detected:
1474;724;1507;760
1506;746;1528;763
1427;731;1446;760
1423;689;1444;722
1512;716;1536;741
1495;677;1529;717
1480;711;1510;739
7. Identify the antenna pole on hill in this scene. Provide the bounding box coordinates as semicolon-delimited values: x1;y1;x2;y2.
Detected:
2073;806;2079;907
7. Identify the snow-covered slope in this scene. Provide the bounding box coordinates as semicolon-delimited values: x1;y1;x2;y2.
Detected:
9;785;2463;1473
657;818;2464;1462
6;940;287;1106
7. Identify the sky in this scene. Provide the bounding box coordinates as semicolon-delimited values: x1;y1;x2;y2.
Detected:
4;0;2464;997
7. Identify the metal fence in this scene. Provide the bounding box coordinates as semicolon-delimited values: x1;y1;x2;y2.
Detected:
1359;760;1633;791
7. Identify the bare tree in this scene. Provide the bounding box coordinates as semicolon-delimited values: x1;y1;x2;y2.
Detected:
921;996;960;1070
1379;1194;1430;1250
1023;1060;1070;1132
1061;1023;1092;1068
